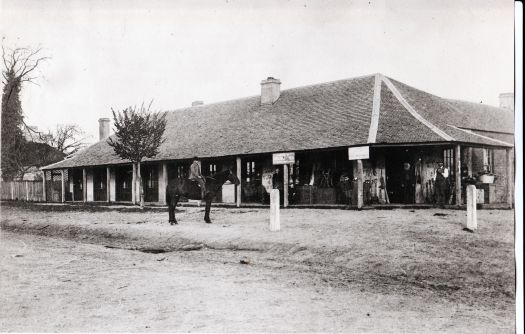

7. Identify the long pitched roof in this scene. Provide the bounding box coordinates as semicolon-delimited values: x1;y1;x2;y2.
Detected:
43;73;514;170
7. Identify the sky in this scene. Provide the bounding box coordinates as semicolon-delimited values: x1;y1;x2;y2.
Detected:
0;0;515;143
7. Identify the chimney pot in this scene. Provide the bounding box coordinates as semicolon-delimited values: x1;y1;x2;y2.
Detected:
98;118;110;141
192;100;204;106
260;77;281;105
499;92;514;111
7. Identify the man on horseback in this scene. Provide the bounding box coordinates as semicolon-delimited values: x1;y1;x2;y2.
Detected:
189;156;206;199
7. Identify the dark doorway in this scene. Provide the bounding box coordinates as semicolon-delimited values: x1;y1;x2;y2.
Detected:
385;148;415;204
71;169;83;201
93;168;107;201
116;165;133;201
141;164;158;202
241;157;271;203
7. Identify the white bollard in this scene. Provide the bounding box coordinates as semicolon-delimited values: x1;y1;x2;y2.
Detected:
466;185;477;231
270;189;280;231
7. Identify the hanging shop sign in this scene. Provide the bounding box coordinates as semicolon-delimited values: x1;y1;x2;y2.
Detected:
348;146;370;160
273;152;295;165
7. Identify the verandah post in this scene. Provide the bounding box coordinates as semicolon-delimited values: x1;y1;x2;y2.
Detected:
455;144;462;205
82;168;87;203
283;164;289;208
236;157;241;207
159;163;168;205
106;167;111;203
138;162;144;208
132;163;137;205
61;169;65;203
42;170;47;202
506;148;513;207
357;159;364;209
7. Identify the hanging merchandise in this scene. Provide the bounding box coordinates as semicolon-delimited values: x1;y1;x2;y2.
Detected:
415;158;422;184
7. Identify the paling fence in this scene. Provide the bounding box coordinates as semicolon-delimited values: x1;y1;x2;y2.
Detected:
0;181;45;202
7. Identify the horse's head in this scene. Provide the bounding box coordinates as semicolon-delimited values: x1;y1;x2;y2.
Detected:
226;169;240;186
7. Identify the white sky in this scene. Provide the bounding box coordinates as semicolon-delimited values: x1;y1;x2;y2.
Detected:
0;0;515;143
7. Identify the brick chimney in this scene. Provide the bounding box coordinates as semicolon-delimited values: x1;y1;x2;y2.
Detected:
499;92;514;111
98;118;110;140
192;100;204;106
260;77;281;105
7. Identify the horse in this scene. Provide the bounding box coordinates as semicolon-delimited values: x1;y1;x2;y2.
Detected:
166;169;240;224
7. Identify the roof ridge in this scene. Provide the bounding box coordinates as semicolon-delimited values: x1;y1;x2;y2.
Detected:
384;76;506;110
381;76;455;141
281;73;377;93
446;125;513;147
367;73;382;143
164;73;379;114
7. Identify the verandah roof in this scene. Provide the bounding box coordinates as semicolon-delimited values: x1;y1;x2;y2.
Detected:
43;73;514;170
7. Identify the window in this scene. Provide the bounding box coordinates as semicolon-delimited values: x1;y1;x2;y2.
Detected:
245;161;255;182
209;164;217;174
443;148;454;176
483;148;494;173
177;166;185;178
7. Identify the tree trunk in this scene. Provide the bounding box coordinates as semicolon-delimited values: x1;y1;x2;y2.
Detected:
138;161;144;209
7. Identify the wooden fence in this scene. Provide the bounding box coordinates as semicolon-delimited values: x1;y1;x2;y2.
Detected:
0;181;45;202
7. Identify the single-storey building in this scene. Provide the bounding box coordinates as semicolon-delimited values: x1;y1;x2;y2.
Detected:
42;73;514;207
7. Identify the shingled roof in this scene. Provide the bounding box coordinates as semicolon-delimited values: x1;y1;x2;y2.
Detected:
43;73;514;170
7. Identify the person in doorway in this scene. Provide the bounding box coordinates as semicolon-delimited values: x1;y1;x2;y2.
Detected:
272;167;282;190
189;157;206;199
400;162;413;203
433;162;449;208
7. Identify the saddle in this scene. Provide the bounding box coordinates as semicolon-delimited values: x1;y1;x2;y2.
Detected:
186;178;206;200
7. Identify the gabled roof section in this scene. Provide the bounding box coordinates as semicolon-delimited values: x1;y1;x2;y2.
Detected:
43;73;514;170
389;78;514;135
375;81;446;143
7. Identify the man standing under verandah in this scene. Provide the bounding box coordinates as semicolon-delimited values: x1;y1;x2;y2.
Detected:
433;162;449;208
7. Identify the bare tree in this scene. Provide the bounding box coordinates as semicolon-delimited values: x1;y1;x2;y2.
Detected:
41;124;88;156
1;45;50;180
107;102;167;207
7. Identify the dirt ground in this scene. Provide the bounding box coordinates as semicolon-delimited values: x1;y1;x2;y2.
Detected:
0;202;516;332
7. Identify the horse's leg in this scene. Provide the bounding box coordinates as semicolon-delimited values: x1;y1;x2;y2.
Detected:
204;195;212;224
169;195;179;225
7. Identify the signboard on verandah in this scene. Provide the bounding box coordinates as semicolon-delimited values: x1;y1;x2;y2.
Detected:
348;146;369;160
273;152;295;165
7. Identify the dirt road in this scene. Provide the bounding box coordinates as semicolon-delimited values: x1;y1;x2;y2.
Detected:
0;203;516;332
